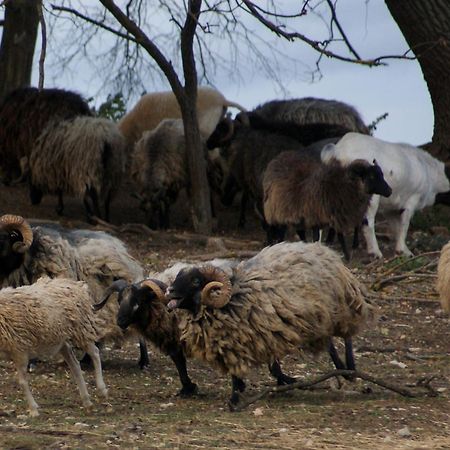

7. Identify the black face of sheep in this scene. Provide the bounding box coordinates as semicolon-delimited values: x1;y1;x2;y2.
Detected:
206;116;236;150
0;215;34;279
117;280;167;330
350;160;392;198
435;165;450;206
167;266;233;314
166;268;205;314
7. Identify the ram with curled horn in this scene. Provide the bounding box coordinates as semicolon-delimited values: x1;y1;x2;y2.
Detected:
166;242;375;407
0;214;34;255
95;277;198;397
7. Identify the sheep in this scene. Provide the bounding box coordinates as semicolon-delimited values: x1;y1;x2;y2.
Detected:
0;214;149;368
249;97;369;135
208;118;340;236
321;133;450;258
263;152;392;259
166;241;375;405
131;118;224;229
436;241;450;313
118;86;246;146
0;277;108;417
0;87;92;184
28;116;127;222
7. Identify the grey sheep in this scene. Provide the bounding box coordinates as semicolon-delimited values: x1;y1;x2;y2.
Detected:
0;277;108;417
28;116;127;222
167;241;375;406
263;153;392;259
0;214;149;368
131;118;223;229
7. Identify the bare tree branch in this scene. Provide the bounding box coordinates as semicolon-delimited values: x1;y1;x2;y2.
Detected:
50;4;139;44
325;0;361;60
240;0;416;66
37;0;46;89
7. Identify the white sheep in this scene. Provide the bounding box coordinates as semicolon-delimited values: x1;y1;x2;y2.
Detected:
321;133;450;258
118;86;246;146
0;277;108;417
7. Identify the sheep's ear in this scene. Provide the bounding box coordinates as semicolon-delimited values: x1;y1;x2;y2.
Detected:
320;143;336;163
373;158;379;166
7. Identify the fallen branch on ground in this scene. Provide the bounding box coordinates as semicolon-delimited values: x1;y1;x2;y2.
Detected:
230;369;437;412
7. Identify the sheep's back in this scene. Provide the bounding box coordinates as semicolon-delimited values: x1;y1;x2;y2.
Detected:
30;117;126;199
0;278;98;356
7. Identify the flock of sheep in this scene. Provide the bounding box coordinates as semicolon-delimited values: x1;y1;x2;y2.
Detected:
0;84;450;415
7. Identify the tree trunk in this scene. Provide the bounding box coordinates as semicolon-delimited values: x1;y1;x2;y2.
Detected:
385;0;450;161
0;0;39;101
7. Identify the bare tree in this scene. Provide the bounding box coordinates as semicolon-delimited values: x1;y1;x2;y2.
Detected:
0;0;39;100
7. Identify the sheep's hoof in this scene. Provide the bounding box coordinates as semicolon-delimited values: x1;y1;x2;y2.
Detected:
29;408;40;418
277;374;297;386
177;383;198;398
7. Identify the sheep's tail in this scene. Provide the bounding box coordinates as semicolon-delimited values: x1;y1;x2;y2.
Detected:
437;242;450;312
224;99;247;112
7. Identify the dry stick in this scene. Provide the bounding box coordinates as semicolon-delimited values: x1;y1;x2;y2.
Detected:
231;369;430;412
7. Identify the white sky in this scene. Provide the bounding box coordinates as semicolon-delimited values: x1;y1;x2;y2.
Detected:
3;1;433;146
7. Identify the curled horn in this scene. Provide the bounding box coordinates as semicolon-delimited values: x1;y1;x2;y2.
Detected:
140;279;166;301
93;279;129;311
199;266;232;308
0;214;33;253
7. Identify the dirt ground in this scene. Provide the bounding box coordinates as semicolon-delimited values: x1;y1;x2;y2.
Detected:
1;184;450;450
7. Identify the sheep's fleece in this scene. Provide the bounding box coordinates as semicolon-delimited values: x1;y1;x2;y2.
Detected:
0;277;99;358
174;242;374;378
437;241;450;313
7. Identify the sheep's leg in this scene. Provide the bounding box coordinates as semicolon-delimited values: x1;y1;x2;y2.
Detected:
138;338;150;369
13;354;39;417
265;224;286;245
229;375;246;406
337;232;351;261
392;207;414;256
83;190;95;223
89;187;102;219
238;191;248;228
60;342;93;409
56;190;64;216
269;360;296;385
296;227;307;241
103;190;112;222
325;228;336;244
344;337;356;371
328;339;346;370
169;349;197;397
84;342;108;398
362;195;382;258
352;225;360;249
312;226;320;242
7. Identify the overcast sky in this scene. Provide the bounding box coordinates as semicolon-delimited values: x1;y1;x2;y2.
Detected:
14;1;433;146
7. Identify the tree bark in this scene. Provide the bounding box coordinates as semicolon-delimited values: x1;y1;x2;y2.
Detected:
0;0;40;101
99;0;212;233
385;0;450;160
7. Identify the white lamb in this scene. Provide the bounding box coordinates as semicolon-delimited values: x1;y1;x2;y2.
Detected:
321;132;450;258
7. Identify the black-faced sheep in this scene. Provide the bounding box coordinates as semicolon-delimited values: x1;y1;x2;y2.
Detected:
94;278;198;397
263;152;392;259
0;214;149;368
0;87;92;184
118;86;246;146
28;116;126;222
0;277;108;417
436;241;450;313
131;118;223;229
321;133;450;257
167;241;375;406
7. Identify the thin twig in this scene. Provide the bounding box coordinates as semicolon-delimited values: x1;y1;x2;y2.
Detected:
37;0;47;89
231;369;431;411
